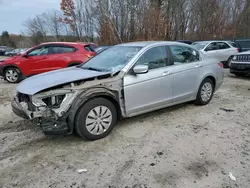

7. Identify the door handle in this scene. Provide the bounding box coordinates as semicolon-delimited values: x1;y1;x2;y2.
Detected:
195;64;202;68
162;71;170;76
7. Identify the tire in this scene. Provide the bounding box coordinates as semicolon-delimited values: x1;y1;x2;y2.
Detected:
75;97;117;140
4;67;22;83
195;78;214;105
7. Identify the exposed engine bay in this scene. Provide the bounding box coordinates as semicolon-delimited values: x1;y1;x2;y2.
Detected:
12;73;124;135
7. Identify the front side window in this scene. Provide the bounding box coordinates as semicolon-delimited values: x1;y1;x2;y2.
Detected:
28;46;49;56
81;46;142;72
191;42;208;50
205;42;218;51
218;42;230;50
169;45;200;64
52;46;76;54
135;46;169;69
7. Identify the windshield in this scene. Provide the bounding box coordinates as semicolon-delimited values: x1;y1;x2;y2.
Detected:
81;46;142;72
191;42;208;50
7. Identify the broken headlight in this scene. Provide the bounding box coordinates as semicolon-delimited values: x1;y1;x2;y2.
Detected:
42;94;66;109
31;90;79;117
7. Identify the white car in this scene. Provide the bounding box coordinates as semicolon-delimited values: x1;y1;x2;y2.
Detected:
192;41;239;65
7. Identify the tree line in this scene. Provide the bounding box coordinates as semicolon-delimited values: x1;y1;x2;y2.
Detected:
1;0;250;47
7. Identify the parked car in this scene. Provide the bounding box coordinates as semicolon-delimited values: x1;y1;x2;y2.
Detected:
0;46;8;55
5;48;21;56
11;41;224;140
229;50;250;76
233;39;250;52
0;42;98;83
191;41;240;68
4;48;15;56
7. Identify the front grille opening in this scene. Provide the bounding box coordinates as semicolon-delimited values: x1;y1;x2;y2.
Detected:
17;92;30;103
42;95;66;109
236;55;250;62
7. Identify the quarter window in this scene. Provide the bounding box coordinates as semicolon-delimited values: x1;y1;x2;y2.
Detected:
52;46;76;54
217;42;230;49
135;46;169;70
169;45;200;64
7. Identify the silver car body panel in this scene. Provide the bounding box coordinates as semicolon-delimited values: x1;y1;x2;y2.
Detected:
17;67;112;95
13;41;224;123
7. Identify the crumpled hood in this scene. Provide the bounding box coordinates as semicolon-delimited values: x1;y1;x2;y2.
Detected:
17;67;111;95
237;50;250;55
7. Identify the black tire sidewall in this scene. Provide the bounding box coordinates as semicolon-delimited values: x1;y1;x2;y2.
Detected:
75;97;117;140
195;78;214;105
4;67;21;83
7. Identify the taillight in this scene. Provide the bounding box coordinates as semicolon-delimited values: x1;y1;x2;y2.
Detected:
237;48;240;52
218;62;223;68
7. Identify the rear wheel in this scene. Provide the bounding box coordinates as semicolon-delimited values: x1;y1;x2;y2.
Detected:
195;78;214;105
4;67;22;83
75;98;117;140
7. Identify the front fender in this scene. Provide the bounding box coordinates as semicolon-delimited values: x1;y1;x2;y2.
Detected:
67;87;120;133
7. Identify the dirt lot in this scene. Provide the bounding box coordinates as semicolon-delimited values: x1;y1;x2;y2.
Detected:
0;70;249;188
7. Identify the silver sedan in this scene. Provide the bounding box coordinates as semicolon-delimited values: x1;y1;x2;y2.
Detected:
12;41;224;140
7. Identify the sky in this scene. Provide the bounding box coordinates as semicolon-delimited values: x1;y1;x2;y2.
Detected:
0;0;61;34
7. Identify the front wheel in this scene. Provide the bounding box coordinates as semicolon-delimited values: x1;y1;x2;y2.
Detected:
195;78;214;105
75;98;117;140
4;67;22;83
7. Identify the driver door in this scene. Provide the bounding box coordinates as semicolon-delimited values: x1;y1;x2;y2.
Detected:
25;45;51;75
123;45;174;117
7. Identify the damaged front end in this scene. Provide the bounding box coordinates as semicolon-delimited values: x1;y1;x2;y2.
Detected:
12;84;80;135
11;72;124;136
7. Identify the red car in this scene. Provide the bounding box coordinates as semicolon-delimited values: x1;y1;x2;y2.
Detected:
0;42;98;83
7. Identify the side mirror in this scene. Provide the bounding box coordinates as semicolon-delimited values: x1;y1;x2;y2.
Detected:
22;53;28;58
133;65;149;74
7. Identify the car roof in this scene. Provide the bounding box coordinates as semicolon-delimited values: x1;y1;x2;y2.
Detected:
40;42;95;46
116;41;189;47
194;40;231;43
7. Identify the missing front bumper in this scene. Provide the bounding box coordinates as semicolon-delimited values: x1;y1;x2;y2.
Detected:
11;97;30;119
12;96;71;135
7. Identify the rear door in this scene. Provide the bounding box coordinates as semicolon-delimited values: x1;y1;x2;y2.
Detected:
216;42;237;61
169;45;202;103
49;45;78;69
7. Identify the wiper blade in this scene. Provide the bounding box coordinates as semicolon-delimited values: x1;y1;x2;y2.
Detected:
82;66;103;72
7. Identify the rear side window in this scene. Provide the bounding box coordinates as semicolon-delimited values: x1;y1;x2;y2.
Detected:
229;42;237;48
169;45;200;64
52;46;76;54
217;42;230;49
84;44;97;52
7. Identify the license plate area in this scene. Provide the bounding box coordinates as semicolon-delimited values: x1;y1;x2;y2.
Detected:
237;65;245;69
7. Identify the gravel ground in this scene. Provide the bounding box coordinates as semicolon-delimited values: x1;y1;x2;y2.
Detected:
0;70;250;188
